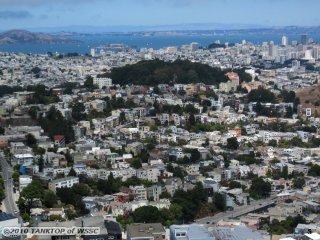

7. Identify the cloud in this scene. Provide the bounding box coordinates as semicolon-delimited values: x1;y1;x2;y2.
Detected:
0;10;33;19
136;0;209;7
0;0;107;6
0;0;206;7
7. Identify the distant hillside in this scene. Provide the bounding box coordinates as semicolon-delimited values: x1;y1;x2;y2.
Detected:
0;30;79;44
296;84;320;107
101;59;230;86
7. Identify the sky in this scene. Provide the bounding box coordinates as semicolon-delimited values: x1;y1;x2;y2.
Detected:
0;0;319;31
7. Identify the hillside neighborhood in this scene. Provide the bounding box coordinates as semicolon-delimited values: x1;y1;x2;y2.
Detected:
1;37;320;240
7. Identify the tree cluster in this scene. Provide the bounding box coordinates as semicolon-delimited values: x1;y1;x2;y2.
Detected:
102;59;229;86
269;215;306;235
26;84;60;105
237;152;261;165
171;183;223;222
247;87;276;103
38;106;75;143
249;177;271;199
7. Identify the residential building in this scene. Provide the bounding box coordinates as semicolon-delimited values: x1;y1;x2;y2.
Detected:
48;176;79;193
170;224;215;240
94;77;113;89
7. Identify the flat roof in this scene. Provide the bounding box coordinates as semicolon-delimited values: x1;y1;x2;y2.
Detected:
170;224;214;240
127;223;164;237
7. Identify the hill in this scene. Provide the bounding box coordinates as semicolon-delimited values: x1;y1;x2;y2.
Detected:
101;59;230;86
296;84;320;107
0;30;79;44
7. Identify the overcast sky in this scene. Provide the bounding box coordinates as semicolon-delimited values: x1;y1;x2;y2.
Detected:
0;0;319;30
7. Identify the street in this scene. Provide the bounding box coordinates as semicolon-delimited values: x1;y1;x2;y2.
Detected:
0;152;19;215
196;195;277;224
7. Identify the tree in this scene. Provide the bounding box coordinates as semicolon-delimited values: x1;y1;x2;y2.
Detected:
249;177;271;199
171;182;208;223
71;101;87;121
268;139;278;147
12;172;20;183
229;181;242;189
130;159;142;169
270;215;306;235
190;149;201;162
188;114;196;127
153;86;161;94
23;212;30;221
159;191;171;199
39;106;75;143
84;75;97;90
213;193;226;211
133;206;161;223
104;59;229;86
281;90;296;103
56;187;77;205
292;177;305;189
285;106;294;118
119;112;126;124
30;67;41;75
25;133;37;147
116;215;134;230
38;155;44;172
0;126;5;135
19;180;45;213
247;87;276;103
71;183;91;197
43;190;57;208
33;145;46;155
227;137;239;150
167;164;185;179
68;168;77;177
309;164;320;176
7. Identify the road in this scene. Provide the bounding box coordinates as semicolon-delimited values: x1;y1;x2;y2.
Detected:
196;195;277;224
0;153;19;215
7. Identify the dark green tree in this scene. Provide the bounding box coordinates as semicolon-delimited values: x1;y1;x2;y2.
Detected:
133;206;161;223
71;101;87;121
227;137;239;150
68;168;77;177
84;75;97;90
249;177;271;199
38;155;44;172
19;180;45;213
292;177;305;189
43;190;57;208
26;133;37;147
130;159;142;169
247;87;276;103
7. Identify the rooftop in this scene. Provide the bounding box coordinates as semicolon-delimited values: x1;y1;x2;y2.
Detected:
127;223;165;237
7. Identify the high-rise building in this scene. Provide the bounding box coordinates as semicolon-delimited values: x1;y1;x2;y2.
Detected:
281;36;288;46
190;42;199;51
305;50;313;60
313;46;319;60
269;43;278;58
292;60;301;69
301;34;308;45
90;48;96;57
